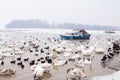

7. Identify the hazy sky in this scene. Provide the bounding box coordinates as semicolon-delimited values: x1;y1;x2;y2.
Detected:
0;0;120;28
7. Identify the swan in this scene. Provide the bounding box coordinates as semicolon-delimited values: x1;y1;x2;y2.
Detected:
70;54;80;59
33;67;44;78
31;65;38;71
46;53;54;58
76;45;85;51
67;68;86;78
55;47;64;53
65;48;72;52
38;63;52;72
94;45;105;53
63;52;72;57
75;59;84;67
82;46;95;56
52;44;66;53
0;54;5;60
0;68;15;76
53;59;67;66
84;59;91;65
31;62;52;72
1;52;14;57
95;48;105;53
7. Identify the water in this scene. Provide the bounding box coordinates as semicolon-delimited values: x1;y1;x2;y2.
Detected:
0;29;120;80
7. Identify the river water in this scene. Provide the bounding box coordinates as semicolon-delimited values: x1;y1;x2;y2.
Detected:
0;29;120;80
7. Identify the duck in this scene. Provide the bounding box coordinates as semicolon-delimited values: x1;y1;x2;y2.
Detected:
10;60;16;64
24;58;29;61
47;59;52;64
37;58;40;61
46;52;54;58
34;54;39;56
40;57;44;60
35;49;39;52
109;53;114;56
107;55;112;59
41;60;45;63
29;49;33;52
1;61;4;65
17;62;22;65
44;46;49;50
45;56;49;60
40;49;44;53
30;60;35;65
17;57;21;61
101;55;107;62
21;64;25;69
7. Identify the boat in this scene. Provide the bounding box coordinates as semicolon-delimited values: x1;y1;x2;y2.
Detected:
60;29;90;40
105;30;115;34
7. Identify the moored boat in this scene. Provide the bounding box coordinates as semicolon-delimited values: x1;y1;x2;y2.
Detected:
105;30;115;34
60;29;90;40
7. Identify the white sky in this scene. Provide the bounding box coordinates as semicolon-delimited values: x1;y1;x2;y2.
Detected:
0;0;120;29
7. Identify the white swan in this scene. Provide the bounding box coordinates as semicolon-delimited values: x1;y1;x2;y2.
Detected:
52;44;67;54
63;52;72;57
75;59;84;67
47;53;54;58
84;59;91;65
1;52;14;57
33;67;44;77
0;54;5;60
67;68;86;78
31;65;38;71
53;59;67;66
61;41;68;45
95;48;105;53
38;63;52;72
31;62;52;73
55;47;64;53
70;54;80;59
76;45;85;51
82;46;95;56
94;45;105;53
14;51;24;55
65;48;72;52
0;68;15;76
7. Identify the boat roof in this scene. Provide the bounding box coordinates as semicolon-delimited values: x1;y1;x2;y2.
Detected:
66;30;79;34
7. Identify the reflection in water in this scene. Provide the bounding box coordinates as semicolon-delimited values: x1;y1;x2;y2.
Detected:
52;65;59;70
42;73;52;80
34;73;52;80
101;62;106;68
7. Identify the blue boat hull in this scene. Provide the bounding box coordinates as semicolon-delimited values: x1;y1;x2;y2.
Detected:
60;35;90;40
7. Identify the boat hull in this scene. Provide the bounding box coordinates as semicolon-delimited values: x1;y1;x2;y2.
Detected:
60;35;90;40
